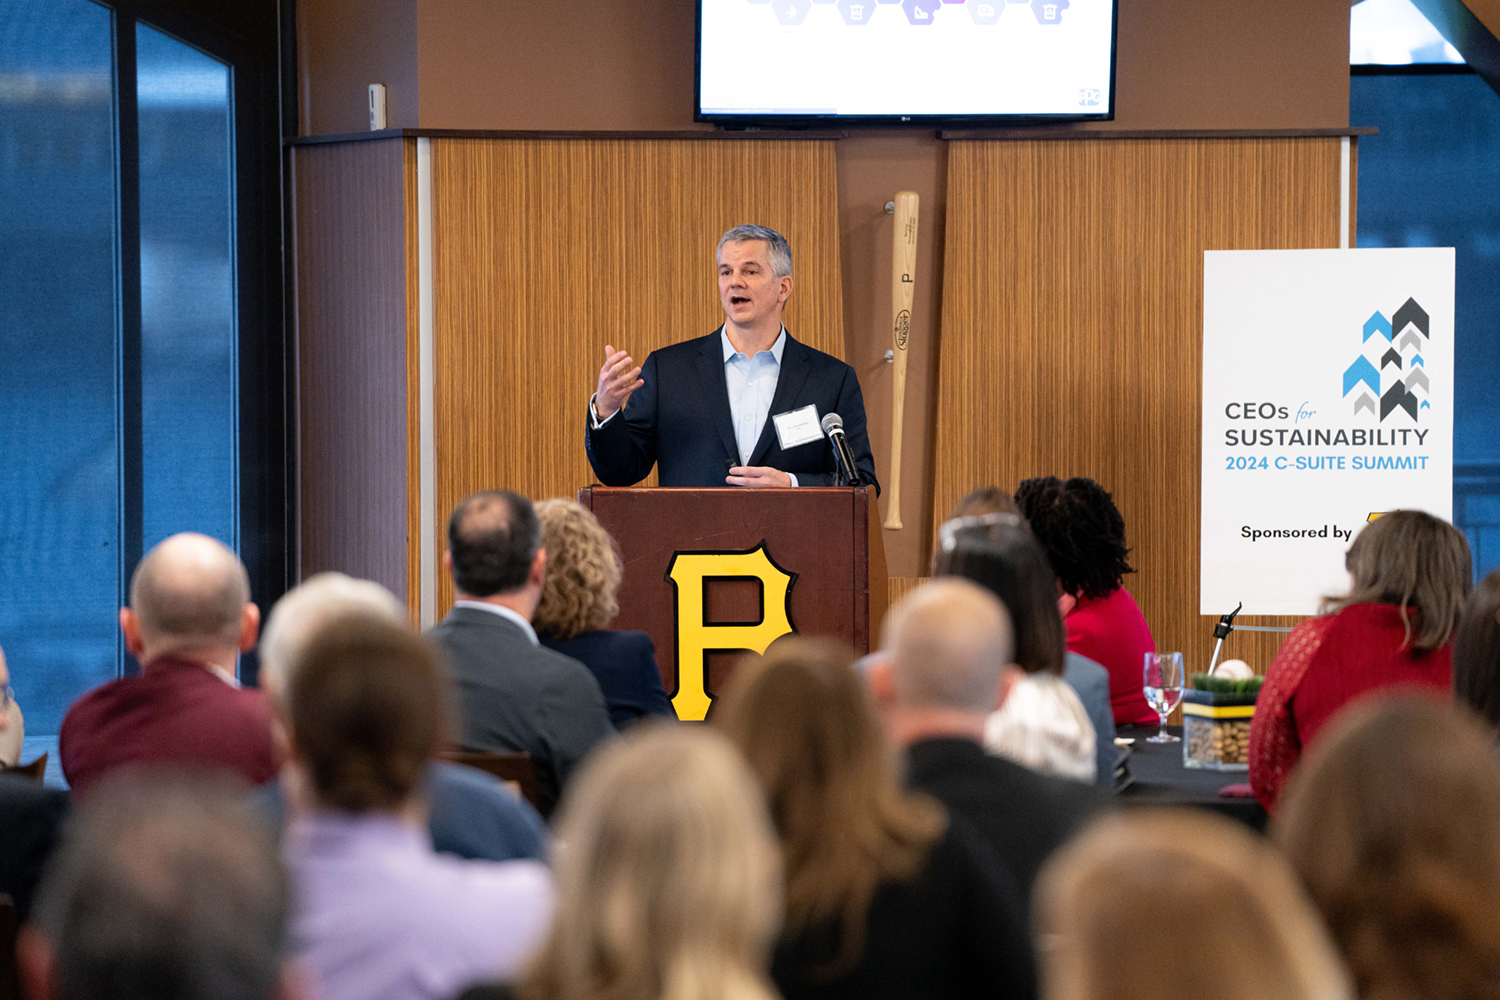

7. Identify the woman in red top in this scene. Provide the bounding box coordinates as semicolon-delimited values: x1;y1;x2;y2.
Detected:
1248;510;1471;812
1015;477;1158;726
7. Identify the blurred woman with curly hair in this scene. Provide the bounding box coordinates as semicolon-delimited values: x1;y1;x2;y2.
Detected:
533;499;675;729
1014;476;1157;726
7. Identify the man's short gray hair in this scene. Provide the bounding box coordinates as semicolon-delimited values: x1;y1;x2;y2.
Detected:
717;224;793;279
258;572;405;703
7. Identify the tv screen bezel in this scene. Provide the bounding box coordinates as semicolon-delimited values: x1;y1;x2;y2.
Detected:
693;0;1118;127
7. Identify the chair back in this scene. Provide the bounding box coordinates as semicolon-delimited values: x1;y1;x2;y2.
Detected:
0;754;46;785
441;750;540;811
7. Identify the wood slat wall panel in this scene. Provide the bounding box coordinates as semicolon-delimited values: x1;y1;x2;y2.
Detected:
430;138;844;614
934;138;1343;675
292;138;412;602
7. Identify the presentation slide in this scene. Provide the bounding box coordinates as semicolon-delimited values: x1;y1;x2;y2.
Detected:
698;0;1115;120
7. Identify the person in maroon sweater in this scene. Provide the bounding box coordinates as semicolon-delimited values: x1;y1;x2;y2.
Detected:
60;532;276;796
1249;510;1471;812
1014;477;1158;726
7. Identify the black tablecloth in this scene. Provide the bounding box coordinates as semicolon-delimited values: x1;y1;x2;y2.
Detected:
1114;724;1267;831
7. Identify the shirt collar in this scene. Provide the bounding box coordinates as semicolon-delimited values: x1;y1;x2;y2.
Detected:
452;600;539;646
721;325;787;364
143;655;241;688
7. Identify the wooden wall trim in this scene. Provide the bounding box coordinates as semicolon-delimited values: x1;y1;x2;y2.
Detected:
940;127;1378;141
403;138;421;622
289;128;849;146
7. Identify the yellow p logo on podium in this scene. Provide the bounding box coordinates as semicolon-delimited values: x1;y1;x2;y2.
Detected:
666;543;796;721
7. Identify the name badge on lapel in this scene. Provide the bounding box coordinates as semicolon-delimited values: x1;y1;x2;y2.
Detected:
772;404;822;451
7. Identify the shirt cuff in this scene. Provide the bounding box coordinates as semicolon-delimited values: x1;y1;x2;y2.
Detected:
788;474;799;487
589;394;620;430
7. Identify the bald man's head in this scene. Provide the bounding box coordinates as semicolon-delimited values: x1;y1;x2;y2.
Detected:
883;579;1015;714
129;534;251;653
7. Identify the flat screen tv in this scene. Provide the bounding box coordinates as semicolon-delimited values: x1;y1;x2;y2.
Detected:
696;0;1117;125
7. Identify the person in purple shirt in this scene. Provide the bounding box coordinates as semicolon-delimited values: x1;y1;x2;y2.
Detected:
280;613;553;1000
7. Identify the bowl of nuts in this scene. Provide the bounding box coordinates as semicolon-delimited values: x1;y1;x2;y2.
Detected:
1181;673;1263;771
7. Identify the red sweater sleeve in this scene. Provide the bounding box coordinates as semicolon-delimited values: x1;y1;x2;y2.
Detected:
1248;617;1331;813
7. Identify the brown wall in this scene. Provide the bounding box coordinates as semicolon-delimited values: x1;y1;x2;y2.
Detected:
297;0;419;134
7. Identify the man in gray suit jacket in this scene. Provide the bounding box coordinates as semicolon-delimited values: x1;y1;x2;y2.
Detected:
429;490;613;817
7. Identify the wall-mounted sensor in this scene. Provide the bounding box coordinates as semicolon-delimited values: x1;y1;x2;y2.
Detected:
369;84;387;130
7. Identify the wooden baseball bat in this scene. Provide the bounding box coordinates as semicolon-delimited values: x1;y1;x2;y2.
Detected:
885;191;919;530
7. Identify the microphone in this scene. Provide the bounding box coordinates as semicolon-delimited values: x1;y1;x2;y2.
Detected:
820;412;861;487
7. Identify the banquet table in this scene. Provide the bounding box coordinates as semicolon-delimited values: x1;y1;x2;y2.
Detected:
1114;724;1267;831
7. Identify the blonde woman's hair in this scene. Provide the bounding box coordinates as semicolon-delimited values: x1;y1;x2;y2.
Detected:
714;636;945;969
517;724;782;1000
532;499;623;640
1320;510;1471;651
1035;809;1351;1000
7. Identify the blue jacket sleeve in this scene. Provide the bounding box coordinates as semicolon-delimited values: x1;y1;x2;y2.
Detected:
585;349;660;486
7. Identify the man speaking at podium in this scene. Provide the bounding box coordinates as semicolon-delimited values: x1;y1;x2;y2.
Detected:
585;224;879;492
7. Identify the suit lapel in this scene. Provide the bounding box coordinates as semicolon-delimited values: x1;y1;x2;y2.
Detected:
696;328;740;466
748;332;813;467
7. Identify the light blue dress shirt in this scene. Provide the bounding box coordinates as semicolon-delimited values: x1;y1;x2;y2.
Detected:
721;326;798;486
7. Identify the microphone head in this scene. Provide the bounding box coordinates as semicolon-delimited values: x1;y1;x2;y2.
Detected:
820;412;844;435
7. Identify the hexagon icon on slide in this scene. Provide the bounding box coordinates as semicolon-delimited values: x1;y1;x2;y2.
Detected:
837;0;876;23
774;0;812;23
968;0;1003;22
1031;0;1068;23
902;0;938;24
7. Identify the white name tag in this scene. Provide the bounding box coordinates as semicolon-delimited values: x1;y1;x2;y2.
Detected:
773;404;823;451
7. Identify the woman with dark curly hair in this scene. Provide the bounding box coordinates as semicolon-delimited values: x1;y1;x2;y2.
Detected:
1014;476;1157;726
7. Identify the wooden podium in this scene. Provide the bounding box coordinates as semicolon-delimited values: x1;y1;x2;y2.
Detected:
579;486;888;721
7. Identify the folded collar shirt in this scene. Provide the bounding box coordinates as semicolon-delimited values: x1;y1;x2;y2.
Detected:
451;601;539;646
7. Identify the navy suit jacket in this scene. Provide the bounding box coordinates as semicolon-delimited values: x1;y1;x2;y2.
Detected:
541;630;676;730
586;328;880;492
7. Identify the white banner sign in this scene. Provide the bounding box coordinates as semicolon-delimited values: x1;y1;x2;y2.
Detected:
1201;249;1455;616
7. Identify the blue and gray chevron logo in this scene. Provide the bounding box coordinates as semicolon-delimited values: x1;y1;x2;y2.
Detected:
1343;297;1430;422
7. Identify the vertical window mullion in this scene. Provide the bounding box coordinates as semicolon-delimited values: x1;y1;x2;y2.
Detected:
114;7;143;677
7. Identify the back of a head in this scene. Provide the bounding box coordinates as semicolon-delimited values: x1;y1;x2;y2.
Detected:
1035;809;1350;1000
1274;696;1500;1000
531;499;623;641
884;578;1015;713
1453;567;1500;729
949;487;1021;520
714;637;943;943
1013;477;1133;600
935;520;1065;675
521;724;780;1000
29;774;288;1000
129;533;250;652
288;614;447;813
1324;510;1472;651
258;572;405;702
448;490;540;597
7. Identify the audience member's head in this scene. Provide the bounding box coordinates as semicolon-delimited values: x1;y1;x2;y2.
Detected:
936;517;1066;675
519;725;780;1000
121;533;257;663
285;614;448;814
948;487;1021;520
531;499;623;641
18;774;291;1000
1454;567;1500;730
1014;477;1133;601
1321;510;1470;651
258;572;406;704
715;636;944;963
446;490;545;606
0;640;22;768
1035;809;1350;1000
1274;696;1500;1000
870;579;1016;744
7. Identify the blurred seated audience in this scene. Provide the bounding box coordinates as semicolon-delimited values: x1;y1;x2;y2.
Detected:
869;580;1104;908
464;725;782;1000
1274;696;1500;1000
532;499;674;729
17;774;294;1000
1014;477;1157;726
936;510;1111;784
0;772;69;922
0;641;23;768
1034;809;1351;1000
59;533;276;796
255;572;544;862
281;613;553;1000
1452;566;1500;732
717;634;1037;1000
1249;511;1470;810
430;490;613;817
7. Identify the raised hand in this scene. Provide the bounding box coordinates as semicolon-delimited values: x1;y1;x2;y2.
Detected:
595;345;644;420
